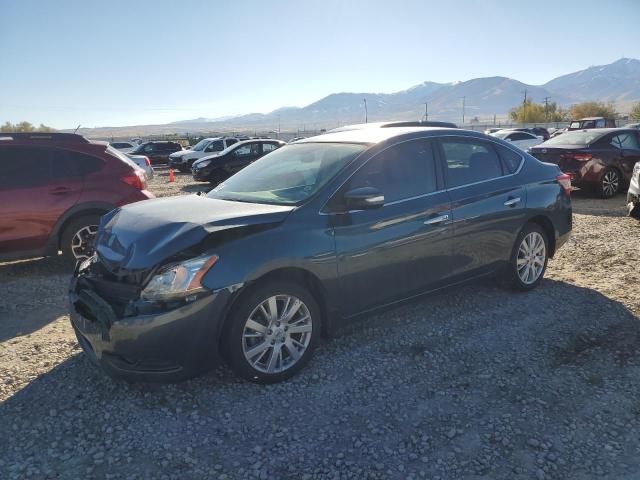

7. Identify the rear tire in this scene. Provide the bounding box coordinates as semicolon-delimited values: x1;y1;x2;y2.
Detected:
60;214;102;267
225;281;321;384
501;223;549;291
597;168;620;199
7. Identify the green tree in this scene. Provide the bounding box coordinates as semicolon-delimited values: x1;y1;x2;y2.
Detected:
630;102;640;121
569;101;617;120
509;100;568;123
0;121;55;132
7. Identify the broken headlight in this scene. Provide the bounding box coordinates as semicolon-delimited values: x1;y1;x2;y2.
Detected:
141;255;218;301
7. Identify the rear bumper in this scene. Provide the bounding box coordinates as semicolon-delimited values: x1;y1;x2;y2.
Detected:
69;278;231;382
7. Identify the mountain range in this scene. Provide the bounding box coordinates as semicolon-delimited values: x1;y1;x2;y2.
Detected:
74;58;640;137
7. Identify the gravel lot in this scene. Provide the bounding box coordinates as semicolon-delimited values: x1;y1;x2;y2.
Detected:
1;167;639;479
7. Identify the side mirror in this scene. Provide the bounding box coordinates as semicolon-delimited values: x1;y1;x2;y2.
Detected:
506;138;513;142
344;187;384;210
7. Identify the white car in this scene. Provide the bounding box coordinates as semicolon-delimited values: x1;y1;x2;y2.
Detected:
490;130;544;150
109;141;138;154
628;161;640;219
168;137;246;171
126;153;154;180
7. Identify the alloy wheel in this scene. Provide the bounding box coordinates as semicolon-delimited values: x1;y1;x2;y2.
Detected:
242;295;313;374
70;225;98;260
516;232;546;285
602;170;619;197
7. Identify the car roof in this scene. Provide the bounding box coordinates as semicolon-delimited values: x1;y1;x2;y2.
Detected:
0;132;89;144
297;127;467;145
577;117;610;121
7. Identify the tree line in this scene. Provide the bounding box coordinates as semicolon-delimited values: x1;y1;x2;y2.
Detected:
1;121;56;132
510;101;640;123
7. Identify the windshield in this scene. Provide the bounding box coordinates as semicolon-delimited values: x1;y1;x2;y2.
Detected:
207;142;367;205
543;130;604;146
191;139;210;151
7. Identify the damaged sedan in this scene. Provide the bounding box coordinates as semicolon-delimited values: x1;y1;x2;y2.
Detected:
70;127;572;383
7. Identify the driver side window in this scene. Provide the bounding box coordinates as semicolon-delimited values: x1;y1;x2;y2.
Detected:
341;139;437;205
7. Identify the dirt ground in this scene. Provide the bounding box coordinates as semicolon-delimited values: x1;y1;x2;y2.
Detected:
1;168;639;479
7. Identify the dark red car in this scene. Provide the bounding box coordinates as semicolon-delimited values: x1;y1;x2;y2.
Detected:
0;133;154;264
529;128;640;198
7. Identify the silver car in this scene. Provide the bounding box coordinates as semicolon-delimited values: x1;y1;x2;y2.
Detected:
126;153;154;180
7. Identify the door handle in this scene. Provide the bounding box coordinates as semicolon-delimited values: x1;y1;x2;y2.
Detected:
423;214;449;225
504;197;521;207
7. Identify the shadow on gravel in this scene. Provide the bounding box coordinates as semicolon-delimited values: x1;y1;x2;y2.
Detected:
0;257;70;341
571;190;628;217
2;277;640;478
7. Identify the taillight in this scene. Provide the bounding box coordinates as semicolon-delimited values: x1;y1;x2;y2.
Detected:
144;156;151;166
557;173;571;196
560;152;592;161
121;170;146;190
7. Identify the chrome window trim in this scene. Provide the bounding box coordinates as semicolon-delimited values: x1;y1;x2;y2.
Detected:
320;134;525;215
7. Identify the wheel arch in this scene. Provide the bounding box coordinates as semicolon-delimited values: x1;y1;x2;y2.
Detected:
219;266;333;346
47;202;116;253
526;215;556;258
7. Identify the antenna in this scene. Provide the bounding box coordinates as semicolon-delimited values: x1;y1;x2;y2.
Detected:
73;124;81;134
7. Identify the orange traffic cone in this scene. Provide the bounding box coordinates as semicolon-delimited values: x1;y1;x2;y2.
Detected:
169;168;175;183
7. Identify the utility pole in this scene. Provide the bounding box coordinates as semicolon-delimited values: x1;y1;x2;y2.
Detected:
543;96;551;123
461;96;466;125
277;115;281;139
423;102;428;121
522;89;528;122
363;98;368;123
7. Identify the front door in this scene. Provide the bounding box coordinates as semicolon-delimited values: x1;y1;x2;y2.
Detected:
329;139;453;317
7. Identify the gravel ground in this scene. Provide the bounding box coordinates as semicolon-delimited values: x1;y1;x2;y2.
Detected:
1;168;639;479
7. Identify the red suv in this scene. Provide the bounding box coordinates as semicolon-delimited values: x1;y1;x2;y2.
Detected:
0;133;154;264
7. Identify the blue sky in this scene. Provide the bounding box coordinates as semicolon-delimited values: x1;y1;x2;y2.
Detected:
1;0;638;128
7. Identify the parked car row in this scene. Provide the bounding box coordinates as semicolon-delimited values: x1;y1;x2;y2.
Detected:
530;128;640;198
2;122;637;386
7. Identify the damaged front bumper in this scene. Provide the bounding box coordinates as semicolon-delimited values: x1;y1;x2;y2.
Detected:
69;275;232;382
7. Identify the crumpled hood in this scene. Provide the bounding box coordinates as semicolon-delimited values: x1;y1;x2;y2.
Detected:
96;195;294;270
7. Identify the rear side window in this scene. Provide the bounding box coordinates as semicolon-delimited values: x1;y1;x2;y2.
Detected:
0;146;51;188
226;139;238;147
234;143;261;157
440;138;504;188
511;132;532;141
611;133;640;150
346;139;437;203
52;149;103;177
262;143;279;153
494;144;523;174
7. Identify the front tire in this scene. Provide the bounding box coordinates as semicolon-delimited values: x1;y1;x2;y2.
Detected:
225;281;321;384
502;223;549;291
598;168;620;199
60;214;102;267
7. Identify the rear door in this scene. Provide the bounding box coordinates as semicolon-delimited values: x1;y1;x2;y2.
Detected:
436;137;527;278
610;131;640;183
330;138;453;316
0;146;81;256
